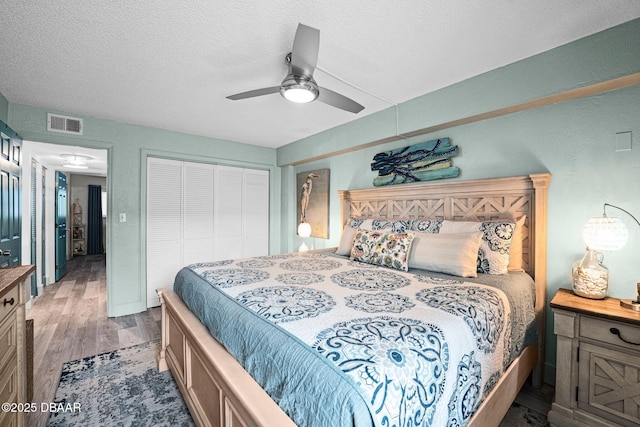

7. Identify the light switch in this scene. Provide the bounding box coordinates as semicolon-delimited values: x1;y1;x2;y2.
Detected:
119;213;126;223
615;131;632;152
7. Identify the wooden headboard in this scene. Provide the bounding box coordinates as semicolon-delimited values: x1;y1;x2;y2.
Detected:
338;173;551;386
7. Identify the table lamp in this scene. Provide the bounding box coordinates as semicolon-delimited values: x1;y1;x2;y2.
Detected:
298;222;312;252
574;203;639;309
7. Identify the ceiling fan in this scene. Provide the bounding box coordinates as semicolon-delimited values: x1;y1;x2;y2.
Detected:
226;23;364;114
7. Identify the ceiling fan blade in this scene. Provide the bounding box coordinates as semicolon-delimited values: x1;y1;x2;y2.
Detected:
290;23;319;77
318;87;364;114
227;86;281;100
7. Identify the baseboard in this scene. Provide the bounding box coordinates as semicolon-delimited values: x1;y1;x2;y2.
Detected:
108;300;147;318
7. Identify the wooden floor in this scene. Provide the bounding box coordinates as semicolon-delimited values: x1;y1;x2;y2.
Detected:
25;254;161;427
24;253;553;427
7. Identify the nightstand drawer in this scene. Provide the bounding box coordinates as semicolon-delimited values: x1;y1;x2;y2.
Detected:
0;313;17;371
580;315;640;352
0;285;19;322
0;355;18;406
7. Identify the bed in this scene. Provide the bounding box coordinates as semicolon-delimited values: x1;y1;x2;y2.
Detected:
157;173;551;427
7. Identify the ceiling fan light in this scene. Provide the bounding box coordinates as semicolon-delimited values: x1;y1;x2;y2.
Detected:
283;87;316;103
64;163;89;169
60;153;92;169
280;75;319;104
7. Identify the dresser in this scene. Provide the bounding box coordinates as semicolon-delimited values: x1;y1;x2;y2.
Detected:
0;266;35;427
549;288;640;427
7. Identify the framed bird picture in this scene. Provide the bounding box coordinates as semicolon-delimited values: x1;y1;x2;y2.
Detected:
296;169;330;239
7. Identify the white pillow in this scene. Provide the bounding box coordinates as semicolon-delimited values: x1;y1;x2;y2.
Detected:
408;232;482;277
336;223;358;255
440;219;517;275
507;216;526;272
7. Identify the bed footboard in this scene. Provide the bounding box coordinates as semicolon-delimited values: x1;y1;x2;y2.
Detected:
157;288;297;427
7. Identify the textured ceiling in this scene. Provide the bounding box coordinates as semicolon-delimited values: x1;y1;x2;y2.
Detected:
28;141;108;176
1;1;639;149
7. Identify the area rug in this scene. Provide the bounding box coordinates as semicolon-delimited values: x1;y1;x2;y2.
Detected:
47;341;194;426
49;340;549;426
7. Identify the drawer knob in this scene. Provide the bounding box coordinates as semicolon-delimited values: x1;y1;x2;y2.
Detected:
610;327;640;346
2;297;14;306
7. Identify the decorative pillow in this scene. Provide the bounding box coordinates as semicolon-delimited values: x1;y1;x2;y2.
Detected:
408;232;482;277
336;217;414;256
468;216;526;271
350;228;415;271
440;219;517;275
507;216;526;272
336;218;364;255
410;218;443;234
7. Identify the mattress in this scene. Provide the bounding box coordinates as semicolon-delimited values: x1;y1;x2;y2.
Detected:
173;249;536;427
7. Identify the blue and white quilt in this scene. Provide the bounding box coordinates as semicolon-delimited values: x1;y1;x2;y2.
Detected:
174;250;536;427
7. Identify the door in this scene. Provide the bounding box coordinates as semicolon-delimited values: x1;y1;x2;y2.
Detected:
30;161;37;295
41;166;47;286
55;171;67;280
146;158;183;308
0;120;21;267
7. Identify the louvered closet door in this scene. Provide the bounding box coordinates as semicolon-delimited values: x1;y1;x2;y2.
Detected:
243;168;269;257
183;162;215;264
147;158;183;307
213;165;243;260
147;159;270;307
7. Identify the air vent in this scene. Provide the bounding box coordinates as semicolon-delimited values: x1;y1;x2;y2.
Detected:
47;113;83;135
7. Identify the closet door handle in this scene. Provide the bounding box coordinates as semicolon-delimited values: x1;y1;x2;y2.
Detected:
3;297;14;306
610;327;640;346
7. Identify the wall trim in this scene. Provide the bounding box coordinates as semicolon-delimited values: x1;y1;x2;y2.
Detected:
278;72;640;167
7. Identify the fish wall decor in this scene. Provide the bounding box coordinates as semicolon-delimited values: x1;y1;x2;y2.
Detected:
370;138;459;186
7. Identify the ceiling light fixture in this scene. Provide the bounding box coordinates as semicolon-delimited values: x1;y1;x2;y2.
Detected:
279;74;319;104
61;154;92;169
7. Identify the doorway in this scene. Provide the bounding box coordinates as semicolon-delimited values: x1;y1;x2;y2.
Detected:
23;141;108;296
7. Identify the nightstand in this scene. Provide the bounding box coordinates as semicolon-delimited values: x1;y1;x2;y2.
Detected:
548;288;640;427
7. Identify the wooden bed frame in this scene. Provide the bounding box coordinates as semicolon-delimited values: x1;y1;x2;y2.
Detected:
157;173;551;427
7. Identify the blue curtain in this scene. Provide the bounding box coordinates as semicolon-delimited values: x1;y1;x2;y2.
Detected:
87;185;103;254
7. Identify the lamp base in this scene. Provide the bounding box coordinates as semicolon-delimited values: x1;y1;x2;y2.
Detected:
620;299;640;312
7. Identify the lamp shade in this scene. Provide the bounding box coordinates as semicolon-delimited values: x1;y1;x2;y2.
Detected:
298;222;312;238
583;215;629;251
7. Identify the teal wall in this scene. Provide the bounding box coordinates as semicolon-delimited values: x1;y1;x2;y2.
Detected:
278;18;640;384
6;103;280;317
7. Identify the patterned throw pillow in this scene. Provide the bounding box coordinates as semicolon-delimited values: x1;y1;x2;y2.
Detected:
410;218;443;233
350;228;415;271
336;217;414;256
440;220;517;275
